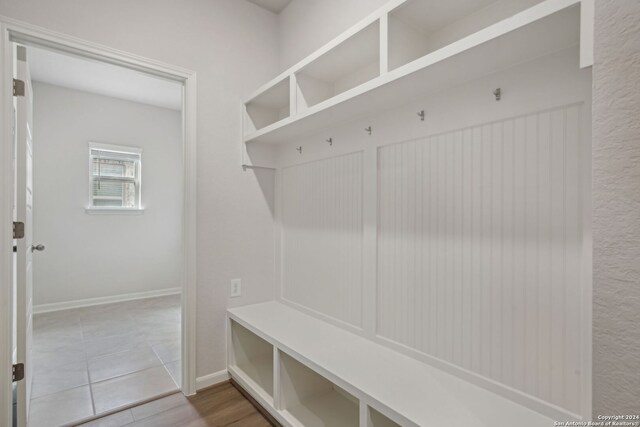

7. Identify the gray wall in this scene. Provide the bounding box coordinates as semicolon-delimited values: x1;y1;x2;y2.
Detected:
277;0;387;70
32;82;182;306
0;0;280;379
592;0;640;416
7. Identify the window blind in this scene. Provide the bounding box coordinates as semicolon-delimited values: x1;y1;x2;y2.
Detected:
89;146;141;209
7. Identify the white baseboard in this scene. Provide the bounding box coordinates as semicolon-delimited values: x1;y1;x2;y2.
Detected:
196;370;229;391
33;287;182;314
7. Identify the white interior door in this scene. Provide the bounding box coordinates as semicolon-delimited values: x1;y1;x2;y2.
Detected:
15;44;34;427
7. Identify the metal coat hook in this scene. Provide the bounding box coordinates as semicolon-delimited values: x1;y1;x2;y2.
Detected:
296;146;303;154
493;88;502;101
365;126;372;136
417;110;425;121
326;137;333;146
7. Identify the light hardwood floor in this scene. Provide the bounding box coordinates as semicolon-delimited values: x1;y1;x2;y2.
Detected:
77;381;275;427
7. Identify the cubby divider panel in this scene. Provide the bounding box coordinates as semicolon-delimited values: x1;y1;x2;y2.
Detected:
280;352;359;427
230;320;274;398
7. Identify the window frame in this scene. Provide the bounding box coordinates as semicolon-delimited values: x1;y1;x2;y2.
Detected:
86;142;144;214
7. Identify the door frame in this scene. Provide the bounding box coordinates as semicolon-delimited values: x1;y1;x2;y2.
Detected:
0;16;198;426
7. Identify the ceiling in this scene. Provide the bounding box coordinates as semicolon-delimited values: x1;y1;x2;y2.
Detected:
245;0;293;14
27;46;182;111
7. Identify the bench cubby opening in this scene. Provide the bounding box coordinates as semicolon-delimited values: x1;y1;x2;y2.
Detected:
367;406;402;427
279;352;359;427
229;320;274;399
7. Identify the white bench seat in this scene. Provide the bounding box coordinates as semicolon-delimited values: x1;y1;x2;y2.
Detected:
228;301;554;427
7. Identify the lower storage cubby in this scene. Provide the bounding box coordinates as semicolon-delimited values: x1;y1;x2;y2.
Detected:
368;407;402;427
280;352;359;427
229;320;274;400
228;302;559;427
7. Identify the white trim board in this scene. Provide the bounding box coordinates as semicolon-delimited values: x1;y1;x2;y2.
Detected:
196;370;230;391
32;287;182;314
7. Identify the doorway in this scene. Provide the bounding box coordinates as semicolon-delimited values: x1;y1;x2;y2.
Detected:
0;20;197;427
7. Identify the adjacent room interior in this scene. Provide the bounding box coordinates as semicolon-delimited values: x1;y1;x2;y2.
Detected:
0;0;638;426
11;46;184;426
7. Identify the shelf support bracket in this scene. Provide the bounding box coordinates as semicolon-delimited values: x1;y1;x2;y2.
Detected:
242;164;276;172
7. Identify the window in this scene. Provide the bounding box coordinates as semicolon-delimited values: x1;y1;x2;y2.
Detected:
88;143;142;212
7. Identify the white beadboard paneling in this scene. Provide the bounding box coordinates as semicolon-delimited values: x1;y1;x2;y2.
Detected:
376;104;585;415
281;152;363;327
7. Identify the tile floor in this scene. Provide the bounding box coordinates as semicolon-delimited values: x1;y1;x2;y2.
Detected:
28;294;181;427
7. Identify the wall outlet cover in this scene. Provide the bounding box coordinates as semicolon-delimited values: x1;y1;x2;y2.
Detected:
230;279;242;298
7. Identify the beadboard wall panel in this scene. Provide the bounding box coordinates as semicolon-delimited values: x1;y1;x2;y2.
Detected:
377;104;585;415
281;152;364;328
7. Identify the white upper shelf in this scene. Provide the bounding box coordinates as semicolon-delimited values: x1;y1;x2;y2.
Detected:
242;0;593;145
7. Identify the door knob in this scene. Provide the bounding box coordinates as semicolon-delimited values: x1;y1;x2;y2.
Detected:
31;244;45;252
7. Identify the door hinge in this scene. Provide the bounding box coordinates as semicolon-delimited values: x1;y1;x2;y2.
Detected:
13;79;25;97
13;221;24;239
12;363;24;382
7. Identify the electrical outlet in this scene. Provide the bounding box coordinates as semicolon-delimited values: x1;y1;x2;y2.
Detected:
230;279;242;298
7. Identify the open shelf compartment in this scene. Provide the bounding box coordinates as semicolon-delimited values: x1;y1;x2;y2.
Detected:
367;406;402;427
229;320;274;400
244;0;582;145
280;352;359;427
244;76;291;134
295;20;380;110
388;0;546;70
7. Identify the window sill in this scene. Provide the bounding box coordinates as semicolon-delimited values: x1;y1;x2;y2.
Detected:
85;207;145;215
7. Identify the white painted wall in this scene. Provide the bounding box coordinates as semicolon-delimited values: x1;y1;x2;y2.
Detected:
592;0;640;417
0;0;280;378
31;82;182;306
376;102;586;416
281;152;363;328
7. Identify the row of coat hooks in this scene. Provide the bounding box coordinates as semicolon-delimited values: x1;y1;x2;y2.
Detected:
293;88;502;154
